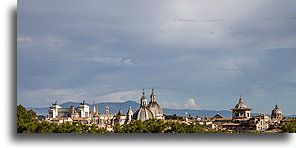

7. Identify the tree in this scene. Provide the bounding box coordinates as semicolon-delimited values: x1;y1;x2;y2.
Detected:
280;119;296;133
35;121;58;133
17;105;39;133
114;119;208;133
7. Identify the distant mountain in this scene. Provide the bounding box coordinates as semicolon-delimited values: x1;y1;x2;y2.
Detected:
286;115;296;118
27;101;140;116
27;101;291;118
162;108;233;118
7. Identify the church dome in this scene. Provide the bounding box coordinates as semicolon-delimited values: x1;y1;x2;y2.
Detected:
148;102;163;116
132;107;154;120
272;104;282;115
117;108;125;116
132;89;154;120
235;102;247;109
233;96;249;109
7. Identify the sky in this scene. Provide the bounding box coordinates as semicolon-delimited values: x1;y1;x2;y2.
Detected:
17;0;295;115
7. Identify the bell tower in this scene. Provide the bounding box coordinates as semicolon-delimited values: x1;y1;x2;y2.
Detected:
105;105;109;115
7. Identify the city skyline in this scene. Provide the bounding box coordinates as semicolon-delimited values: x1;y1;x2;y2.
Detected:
17;0;295;115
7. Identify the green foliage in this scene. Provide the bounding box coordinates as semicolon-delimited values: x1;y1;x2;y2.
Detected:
114;119;209;133
280;119;296;133
35;121;58;133
17;105;39;133
55;122;81;133
17;105;109;133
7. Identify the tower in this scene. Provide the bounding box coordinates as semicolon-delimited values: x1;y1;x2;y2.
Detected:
91;102;99;120
231;96;252;119
147;88;164;119
140;89;148;107
105;105;109;115
150;87;156;102
125;105;133;124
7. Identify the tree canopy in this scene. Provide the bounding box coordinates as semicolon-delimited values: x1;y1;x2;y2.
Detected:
17;105;108;133
279;119;296;133
113;119;226;133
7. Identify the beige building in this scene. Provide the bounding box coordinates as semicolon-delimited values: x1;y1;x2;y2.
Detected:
249;114;270;131
90;105;115;130
271;103;282;125
114;108;126;126
231;96;252;119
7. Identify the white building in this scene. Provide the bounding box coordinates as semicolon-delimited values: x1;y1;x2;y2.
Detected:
48;100;90;120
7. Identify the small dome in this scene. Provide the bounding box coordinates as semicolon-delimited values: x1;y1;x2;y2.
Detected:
148;102;163;116
272;108;282;115
234;97;248;109
126;106;133;115
117;108;125;116
272;104;282;115
132;107;154;120
235;102;248;109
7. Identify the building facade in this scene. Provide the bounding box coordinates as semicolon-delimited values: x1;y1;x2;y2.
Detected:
48;100;89;119
231;96;252;119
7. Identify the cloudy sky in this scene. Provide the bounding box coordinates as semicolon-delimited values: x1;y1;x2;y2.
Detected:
17;0;295;115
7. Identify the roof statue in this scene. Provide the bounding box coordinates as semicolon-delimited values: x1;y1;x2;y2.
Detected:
81;100;86;105
52;101;58;106
105;105;109;115
50;100;62;110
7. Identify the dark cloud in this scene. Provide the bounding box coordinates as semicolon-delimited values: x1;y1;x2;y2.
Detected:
17;0;295;114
